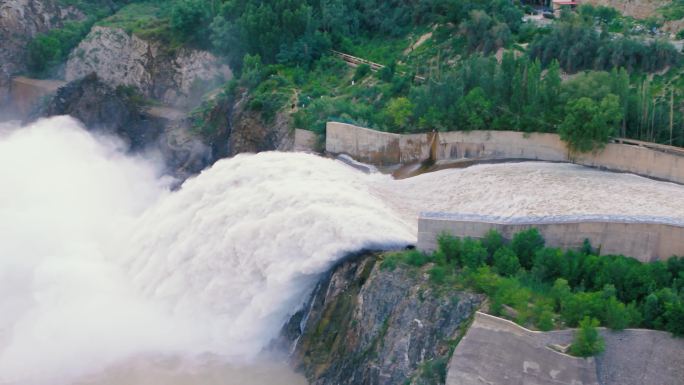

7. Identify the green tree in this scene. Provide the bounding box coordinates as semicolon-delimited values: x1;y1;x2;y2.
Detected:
511;228;545;269
533;302;555;331
551;278;572;312
559;94;622;153
457;87;492;130
493;247;521;277
240;54;263;88
533;247;568;282
386;97;414;131
437;233;461;266
665;299;684;336
604;296;630;330
570;317;605;357
462;238;488;269
171;0;211;44
482;229;504;262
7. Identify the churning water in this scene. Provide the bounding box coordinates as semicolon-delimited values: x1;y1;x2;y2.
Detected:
0;117;413;384
2;116;684;385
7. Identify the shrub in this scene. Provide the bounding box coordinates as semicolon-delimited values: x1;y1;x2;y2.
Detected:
437;233;462;266
493;247;521;277
511;228;545;269
429;265;448;284
570;317;605;357
462;238;488;269
482;229;504;261
353;64;372;81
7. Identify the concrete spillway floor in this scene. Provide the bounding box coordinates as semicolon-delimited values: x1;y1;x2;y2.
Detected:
368;161;684;227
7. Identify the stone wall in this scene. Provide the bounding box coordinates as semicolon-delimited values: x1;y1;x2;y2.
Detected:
417;212;684;262
325;122;684;184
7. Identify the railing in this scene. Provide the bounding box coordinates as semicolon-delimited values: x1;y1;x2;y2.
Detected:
612;137;684;157
330;50;426;83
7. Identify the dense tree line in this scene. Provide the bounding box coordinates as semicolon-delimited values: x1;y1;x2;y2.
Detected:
383;229;684;337
529;21;680;74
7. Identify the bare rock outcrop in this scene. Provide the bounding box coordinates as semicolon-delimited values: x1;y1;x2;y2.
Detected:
0;0;84;106
65;26;232;107
38;74;212;180
0;0;83;74
279;253;483;385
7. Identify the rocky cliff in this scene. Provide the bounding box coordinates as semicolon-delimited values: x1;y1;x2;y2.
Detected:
0;0;84;105
0;0;84;73
37;74;211;179
279;253;483;385
191;88;295;160
65;26;232;108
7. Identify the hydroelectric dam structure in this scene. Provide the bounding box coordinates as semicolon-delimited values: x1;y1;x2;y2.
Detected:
326;122;684;262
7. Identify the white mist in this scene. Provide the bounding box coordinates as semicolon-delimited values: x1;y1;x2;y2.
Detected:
0;117;414;385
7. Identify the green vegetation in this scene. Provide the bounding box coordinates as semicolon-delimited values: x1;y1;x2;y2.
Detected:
26;0;128;77
660;0;684;21
382;229;684;338
23;0;684;149
570;317;605;357
559;94;622;153
27;19;95;77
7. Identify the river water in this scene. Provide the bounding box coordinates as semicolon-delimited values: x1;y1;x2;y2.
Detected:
2;116;684;385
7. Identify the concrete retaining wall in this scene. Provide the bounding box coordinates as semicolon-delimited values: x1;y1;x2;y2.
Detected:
325;122;430;165
325;122;684;184
417;213;684;262
9;76;65;117
447;312;684;385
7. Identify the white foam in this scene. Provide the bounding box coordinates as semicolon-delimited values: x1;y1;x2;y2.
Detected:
2;116;684;384
0;117;413;384
372;162;684;224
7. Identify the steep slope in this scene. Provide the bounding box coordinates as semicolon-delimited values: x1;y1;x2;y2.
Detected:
280;253;483;385
65;25;232;108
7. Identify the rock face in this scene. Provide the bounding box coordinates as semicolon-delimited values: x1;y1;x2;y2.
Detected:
65;26;232;107
280;254;483;385
0;0;83;74
39;73;162;149
0;0;83;106
228;89;295;154
193;88;295;160
38;74;211;179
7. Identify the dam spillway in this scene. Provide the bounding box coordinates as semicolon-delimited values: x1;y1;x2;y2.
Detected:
2;117;684;384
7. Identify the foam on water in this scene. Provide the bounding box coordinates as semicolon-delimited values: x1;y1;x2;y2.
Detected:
0;117;413;384
3;116;684;385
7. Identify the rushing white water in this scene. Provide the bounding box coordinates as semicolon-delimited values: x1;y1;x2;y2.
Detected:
3;116;684;385
0;117;413;384
373;162;684;223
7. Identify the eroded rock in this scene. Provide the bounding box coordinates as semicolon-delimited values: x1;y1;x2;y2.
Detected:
65;26;232;108
280;253;483;385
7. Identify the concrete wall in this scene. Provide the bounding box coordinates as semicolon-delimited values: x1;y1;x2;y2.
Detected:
325;122;684;184
9;76;65;117
417;212;684;262
325;122;430;165
293;128;318;152
447;312;684;385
